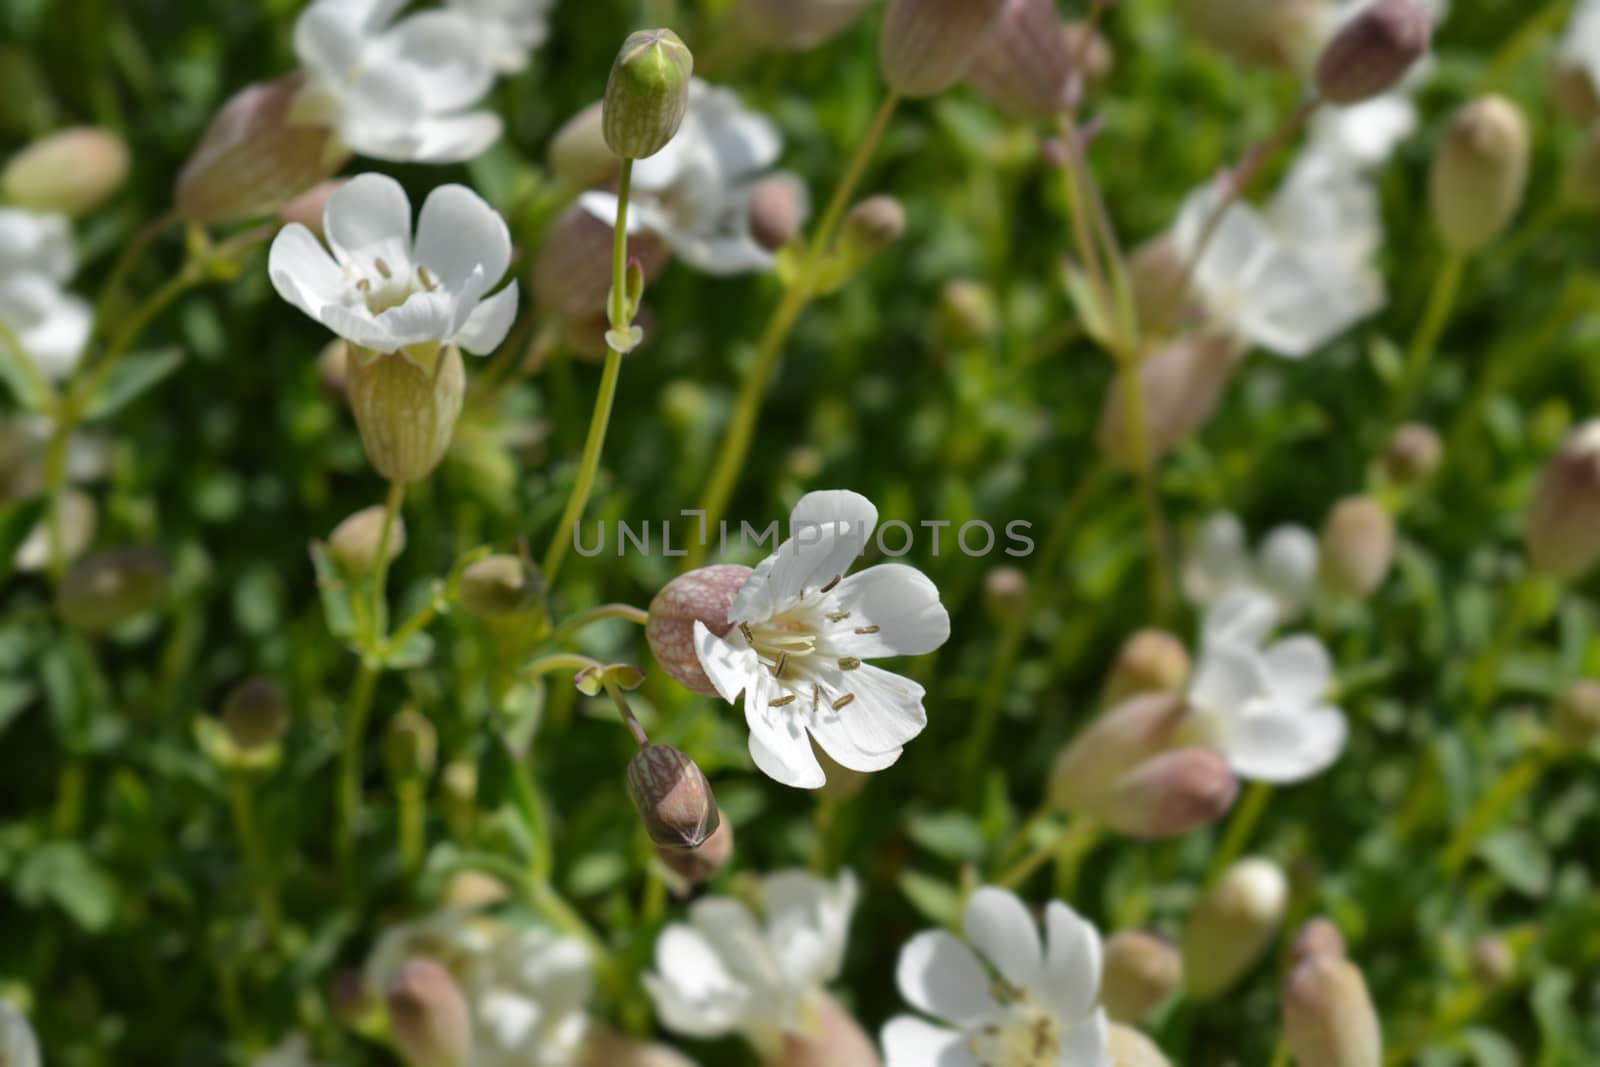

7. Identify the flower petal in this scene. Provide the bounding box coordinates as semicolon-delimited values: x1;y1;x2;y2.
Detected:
824;564;950;658
408;112;505;164
268;222;344;323
807;663;927;763
728;490;878;624
415;183;511;292
1188;641;1267;718
1060;1008;1111;1067
1200;588;1278;649
324;173;413;268
374;10;495;110
881;1016;979;1067
1261;635;1333;707
894;930;998;1026
745;671;827;789
644;925;750;1039
963;887;1044;991
692;620;758;704
1039;901;1102;1019
453;283;519;354
1224;703;1347;784
1257;524;1319;621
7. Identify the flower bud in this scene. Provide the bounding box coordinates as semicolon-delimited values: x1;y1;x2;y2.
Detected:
387;958;472;1067
603;30;694;160
1283;953;1382;1067
1179;0;1326;70
222;677;290;751
1096;335;1242;470
656;811;734;886
442;870;510;912
441;760;478;837
1291;917;1348;964
2;126;129;216
347;345;467;484
550;101;621;190
1105;746;1239;839
459;554;545;618
1384;422;1442;485
328;505;407;578
1061;21;1115;85
1105;629;1193;706
739;0;873;51
533;206;670;321
1319;496;1395;599
1181;857;1288;1000
626;744;720;849
1430;94;1530;255
14;489;95;574
880;0;1008;98
0;1002;41;1067
1554;679;1600;750
57;546;169;632
967;0;1076;117
647;564;752;695
837;195;905;265
1471;935;1515;985
582;1025;698;1067
175;74;345;224
1526;419;1600;580
981;566;1030;622
385;706;438;781
937;279;999;343
1314;0;1431;106
279;179;345;239
1550;62;1600;125
330;967;374;1028
1107;1022;1173;1067
1102;932;1183;1024
748;175;807;252
780;993;882;1067
1050;692;1188;816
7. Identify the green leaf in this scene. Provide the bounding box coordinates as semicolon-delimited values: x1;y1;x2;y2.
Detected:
83;347;184;420
1477;828;1550;897
907;810;987;863
13;841;118;932
0;337;54;411
0;497;46;585
0;679;37;740
308;541;356;640
383;631;435;670
898;869;961;928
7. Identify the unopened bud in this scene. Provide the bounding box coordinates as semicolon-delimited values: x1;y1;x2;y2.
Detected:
657;812;734;885
550;101;621;190
347;344;466;483
1181;857;1288;1000
748;175;807;252
838;195;905;264
330;968;374;1028
460;555;544;618
1526;419;1600;580
647;564;752;695
1107;1021;1173;1067
533;206;670;321
2;126;129;216
981;567;1029;622
442;870;511;912
175;74;345;224
385;706;439;781
441;760;478;836
1314;0;1431;105
603;30;694;160
387;959;472;1067
1105;629;1193;705
1050;692;1188;816
1471;936;1515;985
1550;62;1600;125
1097;335;1242;469
880;0;1008;98
1179;0;1326;70
1384;422;1442;485
1129;234;1198;338
1061;21;1115;84
937;279;998;343
1102;932;1183;1024
279;179;345;239
57;546;168;632
780;993;882;1067
1291;918;1348;964
222;677;290;751
1554;679;1600;750
328;504;407;578
14;489;95;574
1283;954;1382;1067
1319;496;1395;599
1430;94;1530;254
739;0;873;51
1105;746;1239;839
627;744;720;849
967;0;1076;117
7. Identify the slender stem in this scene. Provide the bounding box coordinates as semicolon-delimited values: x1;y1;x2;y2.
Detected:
397;779;425;876
1440;751;1550;874
546;603;650;647
521;652;604;679
1395;253;1466;418
41;423;71;580
998;816;1099;892
92;209;178;329
807;93;900;265
52;759;86;836
228;777;282;939
1207;781;1273;884
367;481;406;642
607;160;635;329
337;662;378;865
1116;352;1175;619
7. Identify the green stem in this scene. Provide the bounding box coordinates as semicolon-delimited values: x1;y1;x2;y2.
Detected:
1395;253;1466;419
1117;351;1174;620
52;759;86;836
397;779;425;876
1207;781;1273;883
1440;751;1550;874
228;777;282;940
545;603;650;647
998;816;1099;892
367;481;406;642
337;663;378;865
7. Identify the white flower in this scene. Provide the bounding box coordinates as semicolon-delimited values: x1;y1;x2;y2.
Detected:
580;80;792;275
1306;94;1418;170
1562;0;1600;98
692;490;951;789
646;869;857;1056
0;208;92;381
1187;590;1348;784
883;886;1110;1067
0;1002;40;1067
1181;511;1319;625
291;0;503;164
0;208;76;281
447;0;556;74
269;173;517;364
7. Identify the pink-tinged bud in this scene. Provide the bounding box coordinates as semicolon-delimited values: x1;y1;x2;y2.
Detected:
1182;857;1288;1000
1291;918;1348;964
582;1026;698;1067
739;0;874;51
549;101;621;191
1129;234;1201;338
279;179;346;239
1106;746;1238;839
533;206;670;321
387;959;472;1067
1526;420;1600;580
1102;932;1183;1024
967;0;1076;117
982;566;1029;621
1283;954;1382;1067
748;175;807;252
1430;94;1530;254
328;504;407;578
175;74;346;224
780;994;882;1067
1105;629;1193;705
1050;692;1188;815
1384;422;1442;485
1471;936;1515;985
347;345;467;484
647;564;752;695
657;811;734;886
1314;0;1431;105
441;870;510;912
880;0;1008;98
1097;335;1242;470
1319;496;1395;599
1107;1022;1173;1067
2;126;129;216
838;195;905;264
626;744;721;849
1181;0;1327;70
1554;679;1600;751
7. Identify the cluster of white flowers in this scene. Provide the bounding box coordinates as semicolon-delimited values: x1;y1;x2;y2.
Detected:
0;207;91;382
1181;511;1319;625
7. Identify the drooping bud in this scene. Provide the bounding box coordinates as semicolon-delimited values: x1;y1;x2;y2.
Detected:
550;101;621;190
175;74;346;224
879;0;1008;98
656;811;734;886
603;30;695;160
1105;628;1193;705
1107;1022;1173;1067
738;0;874;51
346;345;467;484
1430;94;1530;255
1283;953;1382;1067
328;504;407;578
222;677;290;751
937;279;999;343
1291;917;1348;964
1526;419;1600;579
626;744;720;849
982;566;1030;622
779;993;883;1067
1179;0;1327;70
1553;679;1600;750
385;706;439;782
0;1002;41;1067
837;195;905;265
1096;334;1242;470
647;564;752;695
966;0;1077;118
1181;857;1289;1000
748;175;807;252
1105;746;1239;839
1050;692;1187;816
279;179;345;239
1384;422;1442;485
533;206;671;321
2;126;129;216
459;555;545;618
1102;932;1183;1024
1314;0;1431;105
581;1025;698;1067
57;546;169;632
1318;496;1395;599
387;959;472;1067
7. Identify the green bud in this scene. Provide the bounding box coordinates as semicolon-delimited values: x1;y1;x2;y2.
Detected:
387;959;472;1067
837;195;905;265
1181;857;1288;1000
385;706;438;782
626;744;720;849
2;126;130;217
57;546;168;632
1314;0;1431;106
603;30;694;160
1525;419;1600;580
222;677;290;751
549;101;621;190
328;504;407;578
346;344;466;484
459;554;545;618
1554;679;1600;750
1430;94;1530;254
937;279;999;344
1102;931;1182;1024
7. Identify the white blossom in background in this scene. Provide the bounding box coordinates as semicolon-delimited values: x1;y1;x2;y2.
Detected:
0;1002;40;1067
269;173;518;365
646;869;858;1057
0;208;75;280
0;208;92;381
447;0;557;74
1306;93;1418;170
693;490;951;789
251;1033;320;1067
581;80;797;274
884;886;1110;1067
1561;0;1600;97
1;416;109;572
290;0;503;164
1181;511;1319;625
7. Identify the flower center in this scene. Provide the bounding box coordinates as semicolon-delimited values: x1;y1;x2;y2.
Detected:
969;991;1061;1067
353;256;440;315
739;585;874;713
